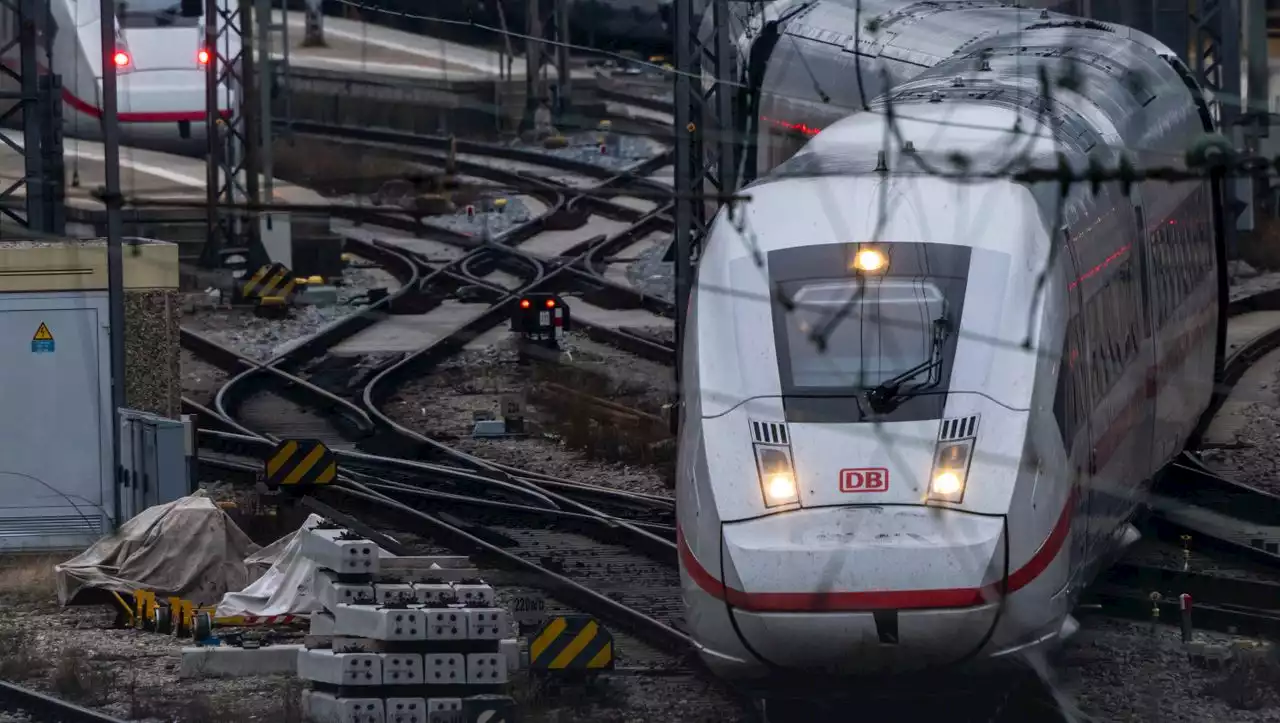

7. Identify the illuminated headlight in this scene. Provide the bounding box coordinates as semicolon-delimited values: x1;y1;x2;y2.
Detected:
928;439;974;503
755;445;799;508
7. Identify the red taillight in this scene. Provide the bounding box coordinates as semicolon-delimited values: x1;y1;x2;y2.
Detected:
545;299;555;308
198;49;210;65
113;51;130;67
519;299;530;309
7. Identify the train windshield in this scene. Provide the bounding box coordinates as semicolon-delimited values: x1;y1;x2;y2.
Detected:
780;279;947;389
767;241;970;423
118;0;204;27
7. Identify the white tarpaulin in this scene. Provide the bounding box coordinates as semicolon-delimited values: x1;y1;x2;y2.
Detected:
215;513;327;619
55;493;259;606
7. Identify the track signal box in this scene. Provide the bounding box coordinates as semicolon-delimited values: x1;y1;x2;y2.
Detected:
511;293;570;342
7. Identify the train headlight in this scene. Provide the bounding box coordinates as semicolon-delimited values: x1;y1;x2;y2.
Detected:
755;445;799;508
928;439;974;503
852;248;887;273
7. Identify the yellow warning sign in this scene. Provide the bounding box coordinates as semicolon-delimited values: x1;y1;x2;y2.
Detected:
31;322;54;354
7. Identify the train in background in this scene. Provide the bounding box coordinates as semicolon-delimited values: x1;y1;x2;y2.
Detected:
0;0;235;154
679;0;1228;685
314;0;672;59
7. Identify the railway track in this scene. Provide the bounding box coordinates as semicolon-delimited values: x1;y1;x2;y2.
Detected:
1096;289;1280;636
180;124;1280;723
181;132;706;686
0;680;127;723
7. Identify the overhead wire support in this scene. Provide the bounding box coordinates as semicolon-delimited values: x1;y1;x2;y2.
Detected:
99;0;127;531
0;0;59;235
524;0;571;128
671;0;738;432
1189;0;1243;257
202;0;263;270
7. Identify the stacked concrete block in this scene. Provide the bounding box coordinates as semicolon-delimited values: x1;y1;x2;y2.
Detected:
297;524;520;723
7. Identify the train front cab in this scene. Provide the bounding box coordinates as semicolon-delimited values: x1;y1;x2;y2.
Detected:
677;172;1076;680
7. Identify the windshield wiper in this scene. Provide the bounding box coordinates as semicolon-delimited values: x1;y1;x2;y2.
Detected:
864;357;941;413
863;317;950;414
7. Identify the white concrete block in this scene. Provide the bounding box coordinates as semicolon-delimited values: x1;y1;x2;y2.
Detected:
374;583;417;604
311;611;336;636
302;689;385;723
298;649;382;686
379;653;424;685
179;644;303;679
316;569;376;611
333;603;427;641
411;583;454;604
424;609;467;641
465;652;507;684
499;638;520;674
385;697;428;723
464;608;509;640
425;698;462;723
423;653;465;685
303;528;381;575
451;583;493;607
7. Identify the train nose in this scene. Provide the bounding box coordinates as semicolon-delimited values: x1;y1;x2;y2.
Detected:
719;505;1007;674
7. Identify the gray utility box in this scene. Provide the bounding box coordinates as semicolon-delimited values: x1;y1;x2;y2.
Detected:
0;292;112;551
118;410;191;522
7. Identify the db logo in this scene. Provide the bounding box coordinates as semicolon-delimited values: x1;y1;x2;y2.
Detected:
840;468;888;493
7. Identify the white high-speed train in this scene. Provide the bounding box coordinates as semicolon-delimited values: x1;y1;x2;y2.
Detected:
679;1;1227;683
0;0;235;151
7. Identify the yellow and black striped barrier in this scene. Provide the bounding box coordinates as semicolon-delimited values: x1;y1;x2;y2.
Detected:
240;263;297;303
528;615;614;674
264;438;338;490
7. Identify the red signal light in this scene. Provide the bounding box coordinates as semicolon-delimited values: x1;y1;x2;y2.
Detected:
198;49;210;65
113;51;130;67
519;299;531;309
545;299;555;308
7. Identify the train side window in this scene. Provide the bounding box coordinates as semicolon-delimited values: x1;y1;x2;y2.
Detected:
1054;344;1071;445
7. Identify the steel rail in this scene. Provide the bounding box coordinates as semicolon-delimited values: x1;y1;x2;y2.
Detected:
319;482;695;658
0;681;129;723
283;120;675;196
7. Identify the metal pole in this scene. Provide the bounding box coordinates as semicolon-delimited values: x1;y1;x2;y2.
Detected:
100;0;127;529
203;0;220;267
524;0;543;130
555;0;570;123
257;0;273;203
240;0;261;234
672;0;693;432
713;0;736;199
19;0;43;232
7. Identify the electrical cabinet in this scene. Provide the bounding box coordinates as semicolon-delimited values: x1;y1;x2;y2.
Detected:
0;292;112;550
118;409;191;522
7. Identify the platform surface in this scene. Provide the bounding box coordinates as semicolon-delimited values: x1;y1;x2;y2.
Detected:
276;10;596;82
0;139;325;213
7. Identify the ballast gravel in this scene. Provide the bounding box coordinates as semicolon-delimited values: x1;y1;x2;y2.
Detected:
182;257;400;363
511;132;667;172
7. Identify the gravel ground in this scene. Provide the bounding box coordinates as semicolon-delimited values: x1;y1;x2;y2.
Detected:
1196;358;1280;496
1201;263;1280;493
380;334;673;496
511;132;667;172
183;259;400;362
1229;260;1280;301
423;194;537;237
626;235;675;303
181;349;228;405
1055;618;1279;721
0;556;300;723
